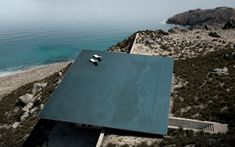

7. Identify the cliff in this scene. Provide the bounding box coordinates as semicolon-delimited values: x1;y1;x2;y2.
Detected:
166;7;235;27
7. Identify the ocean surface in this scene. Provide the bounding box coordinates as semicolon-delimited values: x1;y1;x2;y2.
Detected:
0;0;235;75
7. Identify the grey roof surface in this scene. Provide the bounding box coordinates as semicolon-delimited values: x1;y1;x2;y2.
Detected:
39;50;174;135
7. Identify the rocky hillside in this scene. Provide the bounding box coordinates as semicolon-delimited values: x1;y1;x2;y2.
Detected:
166;7;235;27
0;64;71;147
160;46;235;147
108;27;235;146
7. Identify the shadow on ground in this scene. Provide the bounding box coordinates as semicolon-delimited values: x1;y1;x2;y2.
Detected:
23;119;100;147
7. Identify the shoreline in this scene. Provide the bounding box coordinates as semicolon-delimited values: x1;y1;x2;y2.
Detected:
0;60;73;77
0;61;72;99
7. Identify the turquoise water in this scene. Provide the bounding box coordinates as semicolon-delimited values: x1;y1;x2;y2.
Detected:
0;0;235;74
0;23;170;73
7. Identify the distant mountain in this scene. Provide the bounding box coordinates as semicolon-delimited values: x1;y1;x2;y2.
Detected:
166;7;235;27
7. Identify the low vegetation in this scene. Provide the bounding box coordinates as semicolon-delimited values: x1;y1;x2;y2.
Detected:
0;65;71;147
173;47;235;123
163;46;235;146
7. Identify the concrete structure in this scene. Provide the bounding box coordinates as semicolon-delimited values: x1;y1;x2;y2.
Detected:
168;117;228;134
96;117;228;147
129;33;139;54
40;49;173;135
96;130;105;147
130;33;228;134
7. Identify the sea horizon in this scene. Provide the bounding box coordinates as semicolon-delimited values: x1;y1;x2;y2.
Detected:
1;0;235;75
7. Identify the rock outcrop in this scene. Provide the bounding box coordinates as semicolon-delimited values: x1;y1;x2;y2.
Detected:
208;32;221;38
211;67;229;76
166;7;235;27
129;28;235;59
223;18;235;29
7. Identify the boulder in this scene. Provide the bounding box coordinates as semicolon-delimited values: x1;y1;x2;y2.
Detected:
20;112;29;122
32;83;47;95
168;27;180;34
40;104;44;110
161;51;170;56
22;102;34;112
12;122;20;129
211;67;228;75
208;32;221;38
21;103;34;121
19;94;34;104
58;71;63;76
158;29;169;35
223;18;235;29
30;107;38;114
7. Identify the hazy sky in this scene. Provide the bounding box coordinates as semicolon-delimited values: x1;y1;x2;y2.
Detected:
0;0;235;26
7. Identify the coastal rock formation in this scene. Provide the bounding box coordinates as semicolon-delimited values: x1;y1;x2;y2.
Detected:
19;93;34;104
223;18;235;29
166;7;235;27
208;32;221;38
158;29;170;35
32;83;47;95
168;27;181;34
12;122;20;129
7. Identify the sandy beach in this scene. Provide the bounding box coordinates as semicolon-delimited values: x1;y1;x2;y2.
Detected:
0;61;71;99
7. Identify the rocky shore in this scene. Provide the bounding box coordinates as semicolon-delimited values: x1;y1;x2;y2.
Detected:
166;7;235;28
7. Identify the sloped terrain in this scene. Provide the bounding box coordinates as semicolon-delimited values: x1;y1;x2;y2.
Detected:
107;28;235;146
162;47;235;147
0;64;71;146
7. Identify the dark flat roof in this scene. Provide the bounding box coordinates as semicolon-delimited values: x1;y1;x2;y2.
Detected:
39;50;174;135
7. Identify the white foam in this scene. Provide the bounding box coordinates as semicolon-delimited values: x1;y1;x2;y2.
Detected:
0;71;17;77
0;61;73;78
0;65;45;77
160;20;166;24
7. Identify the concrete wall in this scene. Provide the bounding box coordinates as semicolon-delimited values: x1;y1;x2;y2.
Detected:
168;117;228;133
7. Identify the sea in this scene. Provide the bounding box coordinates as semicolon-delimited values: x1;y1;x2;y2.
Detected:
0;0;235;75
